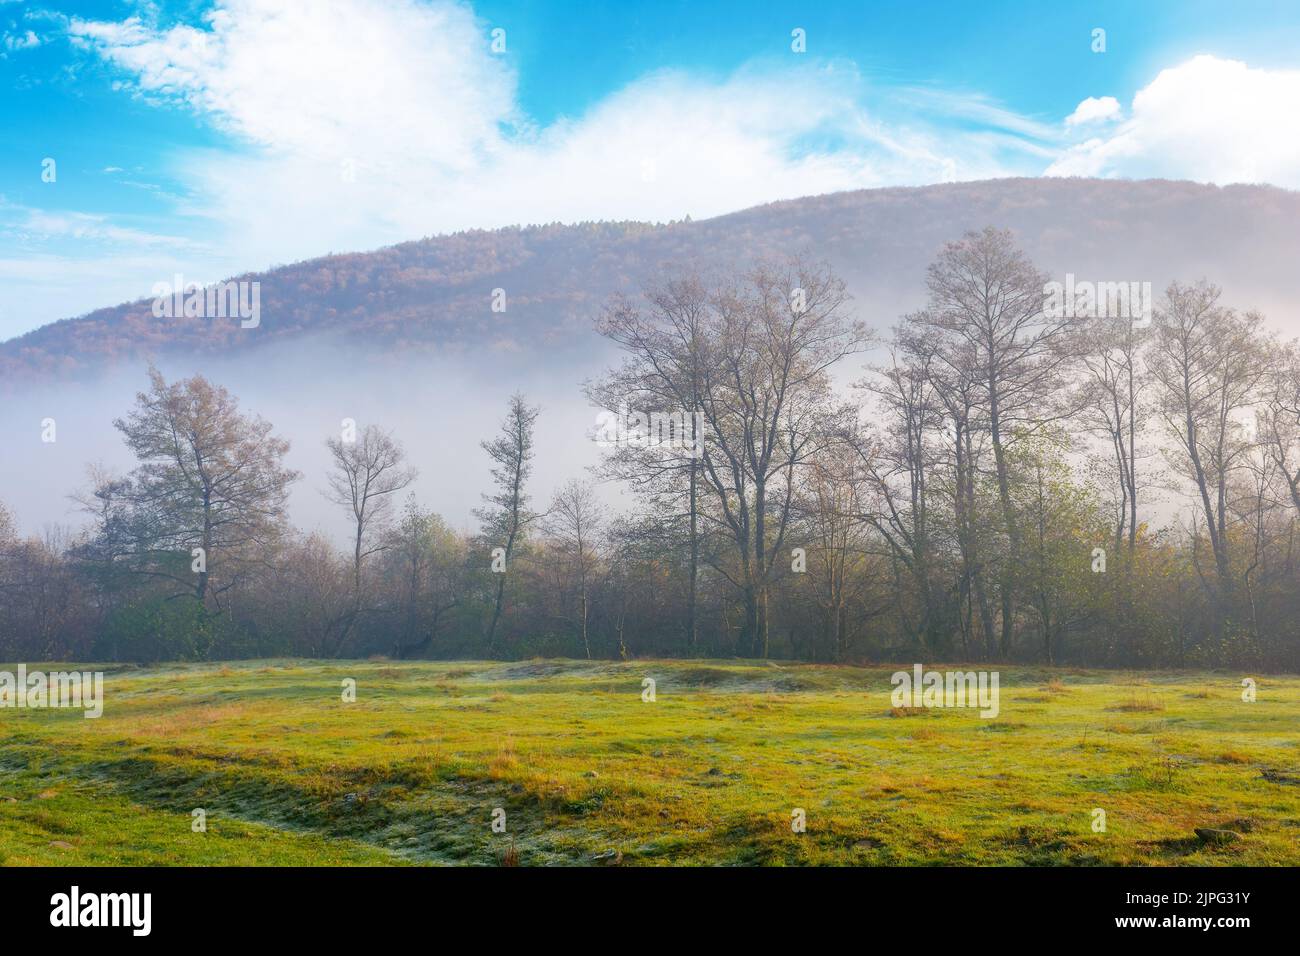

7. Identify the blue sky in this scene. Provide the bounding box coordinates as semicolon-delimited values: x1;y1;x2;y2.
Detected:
2;0;1299;339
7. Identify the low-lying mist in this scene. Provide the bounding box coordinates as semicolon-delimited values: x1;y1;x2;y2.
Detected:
0;339;627;543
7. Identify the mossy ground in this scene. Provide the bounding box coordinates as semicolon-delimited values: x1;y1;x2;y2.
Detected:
1;659;1297;865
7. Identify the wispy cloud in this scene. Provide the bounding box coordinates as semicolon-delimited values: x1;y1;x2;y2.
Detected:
59;0;1057;273
2;200;192;249
4;1;1295;339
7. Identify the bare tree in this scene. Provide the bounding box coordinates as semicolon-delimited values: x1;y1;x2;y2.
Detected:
857;325;947;651
544;479;605;659
1080;313;1151;560
324;424;416;653
591;272;711;651
799;442;876;661
695;259;868;656
916;320;998;659
1258;343;1300;518
106;367;300;607
1147;281;1269;630
475;394;540;656
916;227;1077;656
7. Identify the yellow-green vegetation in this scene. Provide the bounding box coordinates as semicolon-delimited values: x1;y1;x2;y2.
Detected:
2;660;1298;866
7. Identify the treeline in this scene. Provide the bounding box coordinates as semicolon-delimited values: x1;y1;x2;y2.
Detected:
3;226;1300;669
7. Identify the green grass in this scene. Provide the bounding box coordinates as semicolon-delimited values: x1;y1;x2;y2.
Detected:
2;659;1298;866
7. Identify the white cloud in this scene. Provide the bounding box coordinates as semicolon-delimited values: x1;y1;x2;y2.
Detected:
1050;55;1300;187
1064;96;1121;128
15;4;1294;341
68;0;515;169
3;29;40;51
63;0;1047;273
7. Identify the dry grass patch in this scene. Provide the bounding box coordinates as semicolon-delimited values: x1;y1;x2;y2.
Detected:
135;701;253;736
489;737;518;775
1115;691;1165;712
497;840;520;866
889;706;927;718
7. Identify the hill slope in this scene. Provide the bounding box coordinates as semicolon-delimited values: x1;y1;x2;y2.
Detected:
4;177;1300;383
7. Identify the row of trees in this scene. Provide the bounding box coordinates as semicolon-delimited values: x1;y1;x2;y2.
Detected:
2;227;1299;669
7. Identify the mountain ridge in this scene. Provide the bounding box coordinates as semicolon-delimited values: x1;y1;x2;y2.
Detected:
5;176;1300;384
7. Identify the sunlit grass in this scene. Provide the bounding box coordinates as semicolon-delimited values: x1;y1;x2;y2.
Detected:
1;659;1297;865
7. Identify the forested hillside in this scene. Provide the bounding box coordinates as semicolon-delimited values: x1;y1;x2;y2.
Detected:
3;178;1299;381
4;214;1300;671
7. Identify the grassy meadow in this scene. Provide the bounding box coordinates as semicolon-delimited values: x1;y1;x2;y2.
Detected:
1;659;1297;866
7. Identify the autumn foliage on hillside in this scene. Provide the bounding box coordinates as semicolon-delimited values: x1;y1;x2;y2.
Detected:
4;178;1299;383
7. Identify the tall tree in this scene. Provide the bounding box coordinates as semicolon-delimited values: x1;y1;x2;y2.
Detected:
1080;312;1150;561
858;326;947;651
475;393;540;656
799;442;876;661
591;273;710;651
543;479;605;659
1258;344;1300;519
695;260;866;656
106;367;299;607
326;425;418;593
917;227;1076;656
324;423;416;654
1147;282;1268;631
